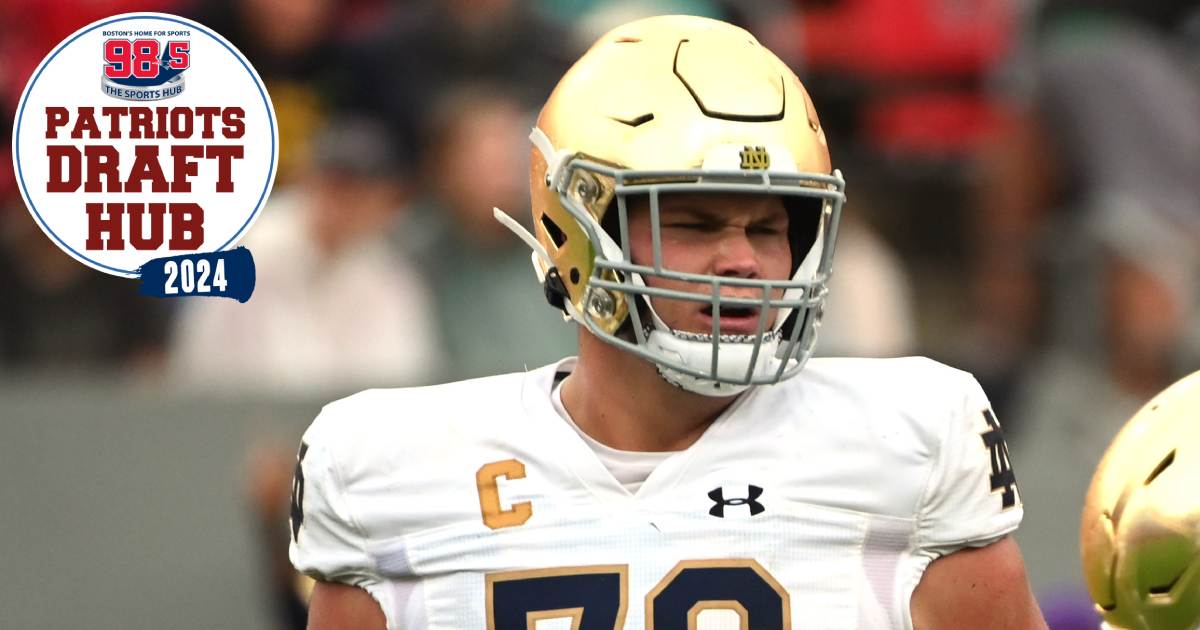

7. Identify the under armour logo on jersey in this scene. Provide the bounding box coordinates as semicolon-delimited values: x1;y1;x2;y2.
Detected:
708;485;765;517
980;409;1018;509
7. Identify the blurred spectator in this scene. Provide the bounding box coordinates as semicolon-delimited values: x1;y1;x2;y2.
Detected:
972;0;1200;418
817;212;917;358
189;0;383;183
1012;208;1198;602
1004;2;1200;609
0;204;172;373
1;113;13;214
405;85;577;380
1033;3;1200;243
960;0;1200;425
951;9;1200;628
956;106;1052;427
0;0;189;208
768;0;1025;399
339;0;576;158
538;0;720;29
0;0;187;113
169;118;440;396
556;0;726;48
773;0;1016;163
1040;0;1199;32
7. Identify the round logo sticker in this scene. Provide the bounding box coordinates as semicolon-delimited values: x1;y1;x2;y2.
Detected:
11;12;276;293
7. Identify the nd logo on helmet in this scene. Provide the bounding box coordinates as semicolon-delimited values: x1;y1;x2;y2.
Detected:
739;145;770;170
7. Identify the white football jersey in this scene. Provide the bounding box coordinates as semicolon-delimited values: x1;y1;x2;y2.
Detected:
289;356;1022;630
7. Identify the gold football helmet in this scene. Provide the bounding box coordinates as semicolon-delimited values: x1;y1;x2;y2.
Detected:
1081;370;1200;630
496;15;846;395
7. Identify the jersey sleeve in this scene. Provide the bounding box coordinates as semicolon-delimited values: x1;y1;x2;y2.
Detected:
914;372;1023;556
288;407;397;626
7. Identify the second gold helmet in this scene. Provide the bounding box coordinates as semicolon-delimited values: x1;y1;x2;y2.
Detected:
1081;370;1200;630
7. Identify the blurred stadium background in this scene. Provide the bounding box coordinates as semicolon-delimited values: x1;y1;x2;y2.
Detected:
1;0;1198;628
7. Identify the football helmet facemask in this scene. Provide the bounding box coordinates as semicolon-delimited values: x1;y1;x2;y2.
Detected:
497;15;846;396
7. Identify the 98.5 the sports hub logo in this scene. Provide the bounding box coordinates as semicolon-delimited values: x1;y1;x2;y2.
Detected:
101;33;190;101
11;13;277;302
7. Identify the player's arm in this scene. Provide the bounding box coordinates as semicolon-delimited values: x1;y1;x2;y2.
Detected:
308;581;387;630
908;369;1042;629
290;403;397;630
910;536;1047;630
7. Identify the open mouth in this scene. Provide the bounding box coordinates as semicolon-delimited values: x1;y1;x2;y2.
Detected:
701;305;759;318
700;304;766;334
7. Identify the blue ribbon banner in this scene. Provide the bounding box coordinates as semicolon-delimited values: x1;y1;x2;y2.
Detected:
137;246;255;302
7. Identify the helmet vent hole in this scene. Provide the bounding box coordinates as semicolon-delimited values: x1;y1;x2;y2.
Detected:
612;113;655;127
1149;572;1183;595
615;37;641;43
569;268;580;284
541;214;567;249
1144;450;1176;486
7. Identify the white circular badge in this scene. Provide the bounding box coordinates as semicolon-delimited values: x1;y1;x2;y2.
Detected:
11;13;277;278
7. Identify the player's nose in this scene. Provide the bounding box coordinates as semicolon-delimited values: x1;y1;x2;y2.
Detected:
711;230;761;279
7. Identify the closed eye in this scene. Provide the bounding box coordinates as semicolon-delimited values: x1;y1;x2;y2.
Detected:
664;222;721;232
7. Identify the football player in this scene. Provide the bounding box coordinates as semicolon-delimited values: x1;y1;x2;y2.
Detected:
1081;370;1200;630
290;15;1047;630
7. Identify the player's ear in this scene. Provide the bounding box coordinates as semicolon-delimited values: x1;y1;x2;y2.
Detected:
599;194;647;246
783;195;822;271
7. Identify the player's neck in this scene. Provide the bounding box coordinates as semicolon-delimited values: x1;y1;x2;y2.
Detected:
562;332;741;452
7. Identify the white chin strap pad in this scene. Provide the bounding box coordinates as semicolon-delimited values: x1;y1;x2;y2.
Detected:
644;329;784;397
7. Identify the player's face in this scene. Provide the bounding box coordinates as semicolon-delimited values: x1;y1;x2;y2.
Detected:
626;193;793;336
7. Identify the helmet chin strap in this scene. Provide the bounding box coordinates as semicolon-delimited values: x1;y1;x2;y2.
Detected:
493;206;586;324
530;127;573;190
644;327;787;397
